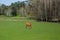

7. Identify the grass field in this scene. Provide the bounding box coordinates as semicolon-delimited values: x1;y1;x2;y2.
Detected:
0;16;60;40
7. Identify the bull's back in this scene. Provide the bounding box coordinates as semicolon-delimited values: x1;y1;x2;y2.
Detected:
26;22;31;27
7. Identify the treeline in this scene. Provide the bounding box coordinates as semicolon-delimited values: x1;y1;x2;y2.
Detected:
29;0;60;22
0;1;28;17
0;0;60;22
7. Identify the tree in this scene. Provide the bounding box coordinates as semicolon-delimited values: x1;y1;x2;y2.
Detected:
29;0;46;21
29;0;60;22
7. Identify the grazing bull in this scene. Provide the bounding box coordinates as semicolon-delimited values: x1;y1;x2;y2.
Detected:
26;22;32;29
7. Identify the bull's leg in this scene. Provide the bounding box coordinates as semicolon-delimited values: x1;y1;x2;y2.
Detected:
29;26;32;29
30;27;32;29
26;25;27;29
31;26;32;28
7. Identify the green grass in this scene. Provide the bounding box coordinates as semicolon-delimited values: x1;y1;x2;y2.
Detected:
0;17;60;40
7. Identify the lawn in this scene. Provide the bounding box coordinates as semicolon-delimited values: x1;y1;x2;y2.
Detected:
0;17;60;40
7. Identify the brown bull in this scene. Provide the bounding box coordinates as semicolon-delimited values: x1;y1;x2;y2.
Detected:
26;22;32;29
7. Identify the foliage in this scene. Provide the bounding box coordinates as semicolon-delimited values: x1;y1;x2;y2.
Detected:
29;0;60;22
0;1;28;16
